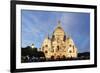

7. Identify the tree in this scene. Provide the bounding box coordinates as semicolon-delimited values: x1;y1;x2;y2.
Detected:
21;46;33;56
22;46;45;57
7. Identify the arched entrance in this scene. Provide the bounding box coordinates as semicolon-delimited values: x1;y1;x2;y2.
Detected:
51;56;54;60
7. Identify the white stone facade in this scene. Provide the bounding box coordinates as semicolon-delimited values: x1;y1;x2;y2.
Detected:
41;21;77;59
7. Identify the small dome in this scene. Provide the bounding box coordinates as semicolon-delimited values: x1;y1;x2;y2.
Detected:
66;37;75;45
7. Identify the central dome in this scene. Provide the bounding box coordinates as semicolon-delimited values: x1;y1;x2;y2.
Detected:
53;21;65;41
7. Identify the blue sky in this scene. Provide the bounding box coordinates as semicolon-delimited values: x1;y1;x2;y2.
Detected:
21;10;90;53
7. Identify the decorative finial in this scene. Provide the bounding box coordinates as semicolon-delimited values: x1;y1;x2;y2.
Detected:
58;20;61;27
67;34;71;39
58;20;60;24
45;33;50;39
47;34;50;39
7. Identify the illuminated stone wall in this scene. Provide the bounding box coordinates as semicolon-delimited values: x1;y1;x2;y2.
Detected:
41;21;77;59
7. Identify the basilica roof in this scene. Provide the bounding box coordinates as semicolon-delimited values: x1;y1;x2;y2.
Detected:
53;21;65;35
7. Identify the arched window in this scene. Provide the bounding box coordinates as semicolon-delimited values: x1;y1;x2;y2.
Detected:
56;55;60;60
45;50;48;53
69;50;72;53
51;56;54;60
69;44;72;47
62;55;66;59
45;45;48;47
63;35;66;41
57;45;60;51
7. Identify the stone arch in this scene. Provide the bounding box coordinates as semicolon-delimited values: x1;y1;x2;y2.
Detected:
56;55;60;60
51;56;54;60
62;55;66;59
45;50;48;54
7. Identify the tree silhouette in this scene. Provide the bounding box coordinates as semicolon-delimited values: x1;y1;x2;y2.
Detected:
21;46;45;58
